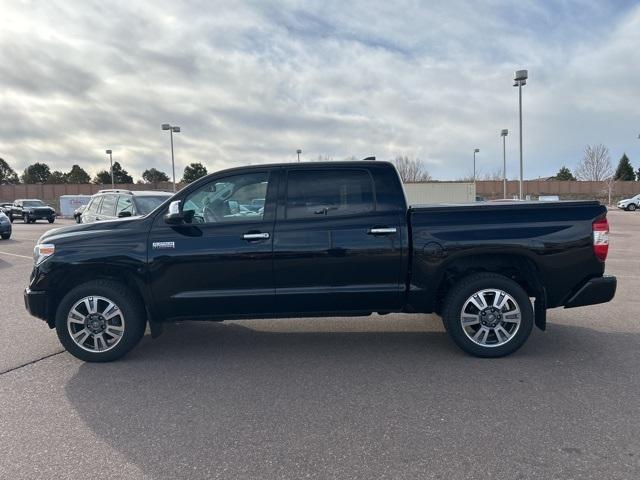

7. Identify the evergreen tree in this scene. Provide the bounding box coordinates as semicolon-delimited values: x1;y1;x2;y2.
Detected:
182;163;208;183
66;165;91;183
47;171;68;183
0;158;19;184
555;166;576;180
21;162;51;183
142;168;170;183
93;162;133;184
614;153;635;181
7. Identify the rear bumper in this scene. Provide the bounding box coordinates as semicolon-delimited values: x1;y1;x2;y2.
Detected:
0;223;11;234
564;276;617;308
24;288;48;321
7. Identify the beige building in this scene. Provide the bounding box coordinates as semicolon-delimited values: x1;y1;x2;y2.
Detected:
403;182;476;205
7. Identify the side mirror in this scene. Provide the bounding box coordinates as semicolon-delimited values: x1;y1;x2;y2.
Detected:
118;211;132;218
164;200;184;224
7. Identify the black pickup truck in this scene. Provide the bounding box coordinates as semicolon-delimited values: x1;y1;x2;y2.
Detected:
24;161;616;362
8;199;56;224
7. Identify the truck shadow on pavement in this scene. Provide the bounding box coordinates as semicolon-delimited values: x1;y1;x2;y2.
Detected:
64;320;640;480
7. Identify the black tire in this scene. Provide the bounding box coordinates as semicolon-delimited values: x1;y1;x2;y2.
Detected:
75;216;82;224
628;204;637;212
55;280;146;362
1;234;9;240
442;272;534;358
48;217;55;223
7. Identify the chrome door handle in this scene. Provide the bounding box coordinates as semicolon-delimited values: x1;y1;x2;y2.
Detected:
368;227;397;235
242;232;270;240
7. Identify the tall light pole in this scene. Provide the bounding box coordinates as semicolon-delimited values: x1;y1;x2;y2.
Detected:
514;69;527;200
473;148;479;194
500;129;508;198
296;149;302;163
105;149;114;189
162;124;181;192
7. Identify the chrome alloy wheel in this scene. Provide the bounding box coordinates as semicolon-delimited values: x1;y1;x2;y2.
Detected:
67;296;125;353
460;289;521;348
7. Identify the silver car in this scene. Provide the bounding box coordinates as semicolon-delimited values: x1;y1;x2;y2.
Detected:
617;194;640;211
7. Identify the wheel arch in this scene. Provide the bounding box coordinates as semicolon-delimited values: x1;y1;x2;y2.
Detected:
46;265;151;328
434;253;545;327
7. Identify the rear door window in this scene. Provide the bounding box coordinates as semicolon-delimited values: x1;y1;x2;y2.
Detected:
285;169;375;219
99;195;117;217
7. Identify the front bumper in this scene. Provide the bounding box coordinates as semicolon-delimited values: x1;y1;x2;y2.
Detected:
564;276;617;308
25;212;56;220
24;288;48;322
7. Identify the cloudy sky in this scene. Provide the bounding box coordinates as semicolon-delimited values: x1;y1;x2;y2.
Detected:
1;0;639;181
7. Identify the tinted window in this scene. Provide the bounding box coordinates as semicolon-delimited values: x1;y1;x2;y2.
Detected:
99;195;117;216
23;200;45;207
133;195;171;215
116;195;134;216
183;172;269;224
285;170;374;219
86;197;101;213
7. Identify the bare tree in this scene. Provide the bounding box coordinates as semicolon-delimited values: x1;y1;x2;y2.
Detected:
394;156;432;182
575;144;613;181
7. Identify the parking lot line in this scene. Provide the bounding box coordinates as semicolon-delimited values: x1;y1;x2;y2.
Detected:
0;250;32;260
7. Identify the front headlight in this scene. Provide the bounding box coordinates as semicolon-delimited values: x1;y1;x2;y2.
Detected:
33;244;55;265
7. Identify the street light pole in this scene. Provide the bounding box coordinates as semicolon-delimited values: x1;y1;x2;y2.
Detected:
473;148;479;194
162;124;181;192
296;149;302;163
500;129;508;198
514;70;528;200
105;149;114;189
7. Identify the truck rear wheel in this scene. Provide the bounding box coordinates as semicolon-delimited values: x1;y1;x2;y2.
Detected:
442;273;533;358
55;280;146;362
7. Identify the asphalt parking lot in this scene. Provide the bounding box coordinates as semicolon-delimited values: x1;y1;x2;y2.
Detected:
1;211;639;479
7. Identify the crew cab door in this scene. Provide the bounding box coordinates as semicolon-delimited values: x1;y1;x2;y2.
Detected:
272;167;405;314
148;169;277;320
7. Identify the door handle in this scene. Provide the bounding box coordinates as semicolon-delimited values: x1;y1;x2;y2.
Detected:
242;232;270;240
368;227;397;235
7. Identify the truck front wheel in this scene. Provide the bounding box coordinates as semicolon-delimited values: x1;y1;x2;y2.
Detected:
55;280;146;362
442;273;533;358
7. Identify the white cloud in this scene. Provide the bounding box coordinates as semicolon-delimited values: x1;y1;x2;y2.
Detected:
1;0;639;181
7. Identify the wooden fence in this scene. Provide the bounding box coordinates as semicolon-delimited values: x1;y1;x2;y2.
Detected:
477;180;638;202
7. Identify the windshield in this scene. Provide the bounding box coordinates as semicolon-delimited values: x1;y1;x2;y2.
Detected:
23;200;45;207
133;195;172;215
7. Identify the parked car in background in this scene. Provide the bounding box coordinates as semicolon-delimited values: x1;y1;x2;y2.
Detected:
617;194;640;211
538;195;560;202
0;212;12;239
73;205;86;223
0;203;12;215
24;161;616;362
8;199;56;224
81;189;172;224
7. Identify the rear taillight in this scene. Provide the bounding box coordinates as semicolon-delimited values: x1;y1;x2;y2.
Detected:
592;218;609;262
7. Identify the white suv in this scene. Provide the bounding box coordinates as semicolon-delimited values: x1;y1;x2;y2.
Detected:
617;194;640;211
